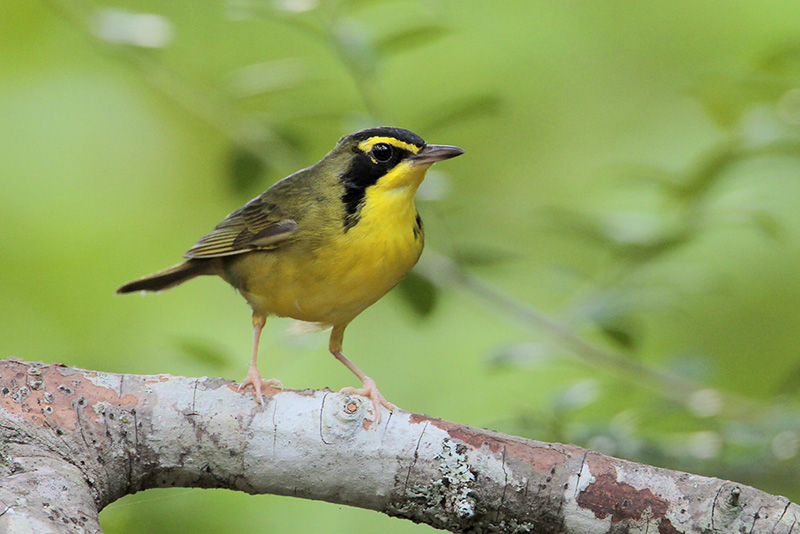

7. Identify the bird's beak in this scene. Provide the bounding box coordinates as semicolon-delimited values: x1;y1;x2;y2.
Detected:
411;144;465;165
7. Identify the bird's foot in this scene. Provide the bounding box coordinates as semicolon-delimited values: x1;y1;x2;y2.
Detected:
238;367;283;405
340;376;397;424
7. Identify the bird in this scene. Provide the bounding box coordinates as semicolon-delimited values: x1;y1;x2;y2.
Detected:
117;126;464;422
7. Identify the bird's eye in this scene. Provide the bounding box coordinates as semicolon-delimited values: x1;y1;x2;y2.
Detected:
371;143;392;163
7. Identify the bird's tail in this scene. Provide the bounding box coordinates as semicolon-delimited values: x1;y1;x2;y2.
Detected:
116;260;212;294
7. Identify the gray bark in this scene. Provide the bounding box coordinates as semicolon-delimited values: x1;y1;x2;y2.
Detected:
0;357;797;533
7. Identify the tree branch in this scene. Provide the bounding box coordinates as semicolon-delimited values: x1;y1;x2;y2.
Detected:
0;358;797;533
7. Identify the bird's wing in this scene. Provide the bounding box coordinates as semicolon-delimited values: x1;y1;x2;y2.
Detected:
184;197;298;259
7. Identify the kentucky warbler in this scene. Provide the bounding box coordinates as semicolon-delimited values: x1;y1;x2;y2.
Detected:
117;127;464;421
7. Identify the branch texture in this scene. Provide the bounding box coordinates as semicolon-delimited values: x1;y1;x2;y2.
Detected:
0;358;797;533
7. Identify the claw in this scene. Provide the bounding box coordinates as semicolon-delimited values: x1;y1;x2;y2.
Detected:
238;366;283;405
340;376;397;424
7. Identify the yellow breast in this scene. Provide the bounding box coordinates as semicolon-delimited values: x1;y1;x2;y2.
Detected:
224;169;425;326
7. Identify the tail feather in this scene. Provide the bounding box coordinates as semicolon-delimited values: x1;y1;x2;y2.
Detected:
116;260;212;294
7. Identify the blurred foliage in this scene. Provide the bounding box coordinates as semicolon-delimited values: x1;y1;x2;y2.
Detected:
479;40;800;500
6;0;800;533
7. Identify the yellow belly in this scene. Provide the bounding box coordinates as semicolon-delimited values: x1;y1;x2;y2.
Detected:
221;192;423;327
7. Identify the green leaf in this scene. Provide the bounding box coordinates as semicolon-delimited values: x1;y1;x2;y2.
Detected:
750;209;784;240
610;163;683;191
226;59;308;99
597;319;638;351
538;206;691;262
688;72;788;130
337;0;389;13
665;354;713;383
421;94;502;132
174;338;229;368
332;18;377;77
600;212;670;247
756;42;800;77
551;380;600;414
270;0;321;14
688;74;752;130
574;293;647;351
396;270;438;316
376;25;448;55
452;245;520;267
228;147;266;194
774;359;800;396
227;124;309;195
535;206;611;245
486;342;561;369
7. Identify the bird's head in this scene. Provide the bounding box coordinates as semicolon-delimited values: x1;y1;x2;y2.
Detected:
320;127;463;225
330;126;463;193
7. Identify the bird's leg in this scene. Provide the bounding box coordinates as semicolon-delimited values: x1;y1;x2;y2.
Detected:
329;325;397;423
238;313;283;405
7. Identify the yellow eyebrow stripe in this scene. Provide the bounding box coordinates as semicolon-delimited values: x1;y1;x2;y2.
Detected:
357;136;422;154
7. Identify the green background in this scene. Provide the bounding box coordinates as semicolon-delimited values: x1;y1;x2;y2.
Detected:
4;0;800;532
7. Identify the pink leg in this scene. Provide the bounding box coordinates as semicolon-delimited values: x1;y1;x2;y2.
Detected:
238;314;283;405
330;324;397;423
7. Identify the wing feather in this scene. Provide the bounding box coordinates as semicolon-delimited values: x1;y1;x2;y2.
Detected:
184;197;297;259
